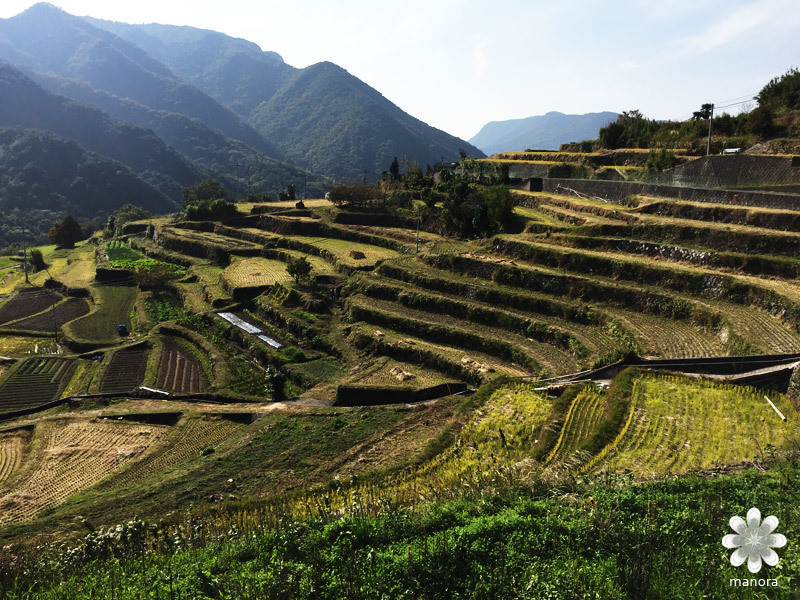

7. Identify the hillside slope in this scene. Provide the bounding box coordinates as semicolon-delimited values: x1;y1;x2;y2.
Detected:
85;19;485;181
0;63;201;202
0;3;282;159
470;110;618;155
250;61;485;180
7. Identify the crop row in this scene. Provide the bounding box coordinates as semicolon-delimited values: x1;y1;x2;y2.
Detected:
0;289;61;326
0;419;170;525
1;297;90;333
100;346;149;394
0;358;77;415
155;339;206;393
222;258;292;290
600;375;797;477
0;427;30;485
101;417;245;492
545;387;607;467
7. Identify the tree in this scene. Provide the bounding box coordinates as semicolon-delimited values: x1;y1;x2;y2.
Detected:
286;256;312;282
389;157;400;180
28;248;46;272
47;215;82;248
181;179;227;209
692;103;714;120
278;184;297;201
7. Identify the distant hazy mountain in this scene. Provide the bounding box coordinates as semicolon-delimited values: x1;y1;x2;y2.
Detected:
86;18;485;181
0;3;282;159
0;63;200;202
0;127;168;215
470;111;619;155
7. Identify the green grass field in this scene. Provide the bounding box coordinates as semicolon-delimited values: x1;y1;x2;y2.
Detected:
64;285;139;344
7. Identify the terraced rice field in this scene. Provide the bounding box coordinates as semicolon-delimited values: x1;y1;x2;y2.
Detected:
599;375;797;478
100;346;148;394
161;227;261;253
155;339;206;393
351;358;452;388
0;426;32;485
1;297;90;333
222;257;292;289
608;309;724;357
288;236;398;268
0;418;170;525
546;387;607;468
101;416;246;491
65;285;139;344
0;358;77;415
0;289;59;325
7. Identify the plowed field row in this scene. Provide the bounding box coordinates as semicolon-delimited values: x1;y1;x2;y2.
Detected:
698;300;800;353
100;347;148;394
0;419;170;525
102;417;244;491
600;376;797;477
222;257;292;288
155;339;205;393
0;358;77;415
0;289;60;325
1;297;90;332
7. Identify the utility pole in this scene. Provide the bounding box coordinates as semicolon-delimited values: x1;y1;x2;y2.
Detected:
20;224;29;284
706;103;715;156
416;204;420;254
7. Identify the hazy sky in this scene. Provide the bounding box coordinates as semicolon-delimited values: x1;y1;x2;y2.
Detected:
1;0;799;140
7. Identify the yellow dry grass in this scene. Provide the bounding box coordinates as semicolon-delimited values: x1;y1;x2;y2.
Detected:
0;418;171;525
222;257;293;288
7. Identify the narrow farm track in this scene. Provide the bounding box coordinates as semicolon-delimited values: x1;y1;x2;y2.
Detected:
0;419;170;525
156;339;206;393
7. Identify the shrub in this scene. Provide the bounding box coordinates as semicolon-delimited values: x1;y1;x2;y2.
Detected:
28;248;46;272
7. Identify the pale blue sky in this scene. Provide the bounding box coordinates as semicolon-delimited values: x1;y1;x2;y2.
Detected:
1;0;799;140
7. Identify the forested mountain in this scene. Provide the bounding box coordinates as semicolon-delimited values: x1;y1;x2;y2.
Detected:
0;2;483;212
0;127;169;215
249;61;485;179
0;63;200;201
32;72;326;197
470;111;619;155
86;17;485;180
0;3;282;159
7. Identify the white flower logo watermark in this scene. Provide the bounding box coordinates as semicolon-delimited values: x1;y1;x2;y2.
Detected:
722;507;787;573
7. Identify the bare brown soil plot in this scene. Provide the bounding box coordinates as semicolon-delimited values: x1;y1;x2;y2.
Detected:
100;346;148;394
155;339;206;393
0;289;60;326
0;419;170;525
0;426;32;485
2;298;90;332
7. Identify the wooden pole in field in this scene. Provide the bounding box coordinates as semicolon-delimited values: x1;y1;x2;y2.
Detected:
764;395;786;421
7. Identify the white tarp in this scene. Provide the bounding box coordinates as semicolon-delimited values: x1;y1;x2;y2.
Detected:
217;312;283;348
257;334;282;349
217;312;262;334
